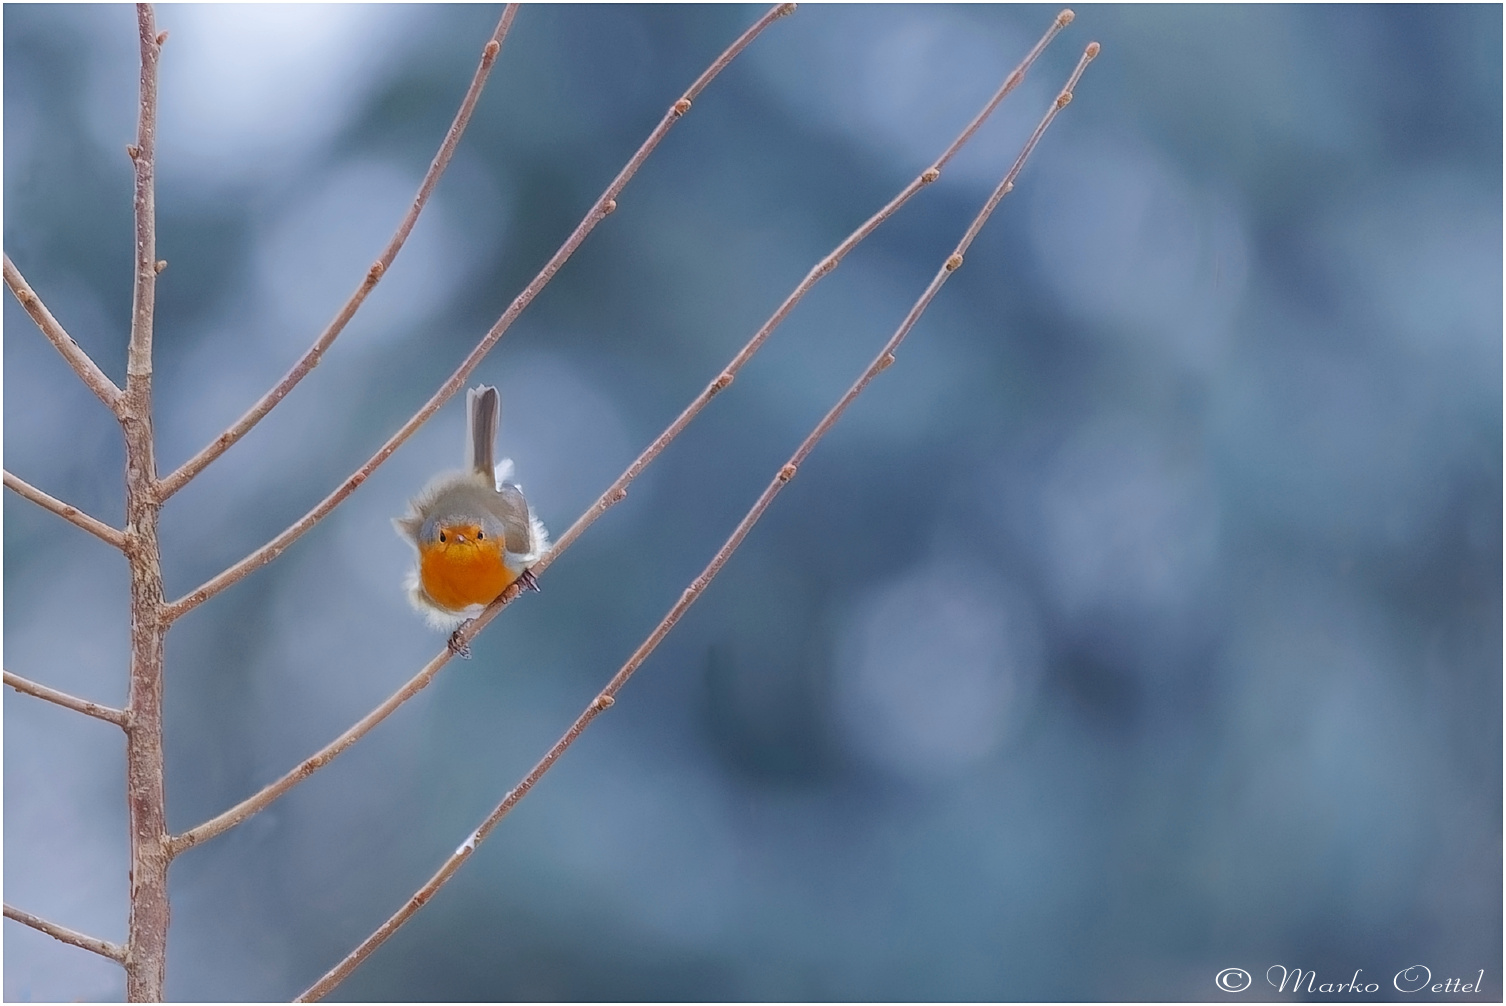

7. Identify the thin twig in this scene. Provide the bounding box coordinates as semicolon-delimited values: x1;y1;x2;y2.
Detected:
3;469;126;549
512;5;1077;584
170;648;452;854
4;670;129;727
3;903;127;964
2;254;123;414
167;3;1061;855
295;40;1100;1004
163;2;797;624
155;5;522;502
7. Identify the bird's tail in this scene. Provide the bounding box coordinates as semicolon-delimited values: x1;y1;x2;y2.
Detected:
467;385;499;478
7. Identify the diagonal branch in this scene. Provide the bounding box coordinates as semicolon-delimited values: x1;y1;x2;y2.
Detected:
162;2;797;623
169;647;452;854
295;40;1101;1004
4;469;126;549
3;903;127;964
3;254;124;414
4;670;129;727
165;6;1070;855
155;5;522;502
520;5;1077;578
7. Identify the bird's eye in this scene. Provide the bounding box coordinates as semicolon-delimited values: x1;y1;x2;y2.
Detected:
439;531;447;542
477;530;484;539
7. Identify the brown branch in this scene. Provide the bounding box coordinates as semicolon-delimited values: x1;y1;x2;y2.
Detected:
169;648;452;854
166;3;1064;856
4;669;129;727
122;6;170;1002
154;5;522;502
3;904;127;964
295;39;1100;1004
524;5;1077;578
3;254;123;414
3;469;127;549
162;2;797;624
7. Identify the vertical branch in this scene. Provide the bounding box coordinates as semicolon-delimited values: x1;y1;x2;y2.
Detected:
121;5;170;1002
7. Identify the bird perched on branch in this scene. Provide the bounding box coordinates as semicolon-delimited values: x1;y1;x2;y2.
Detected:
394;385;548;656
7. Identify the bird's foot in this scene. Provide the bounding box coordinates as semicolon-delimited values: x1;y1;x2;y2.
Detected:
447;623;474;660
518;568;541;593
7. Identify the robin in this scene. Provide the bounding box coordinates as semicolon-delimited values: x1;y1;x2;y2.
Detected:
394;385;548;655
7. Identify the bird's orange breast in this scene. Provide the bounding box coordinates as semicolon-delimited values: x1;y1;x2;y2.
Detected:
418;540;517;612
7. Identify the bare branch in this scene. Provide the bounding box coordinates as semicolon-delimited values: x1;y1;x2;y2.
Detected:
3;469;126;549
4;670;129;727
170;3;1070;855
295;40;1099;1004
170;648;453;854
3;903;127;964
528;5;1076;577
121;6;171;1002
155;5;522;501
163;2;798;623
2;254;123;413
126;7;159;387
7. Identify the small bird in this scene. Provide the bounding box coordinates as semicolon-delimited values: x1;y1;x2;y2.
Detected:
394;385;548;655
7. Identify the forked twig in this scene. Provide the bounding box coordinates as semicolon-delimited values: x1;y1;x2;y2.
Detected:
4;670;129;727
155;5;522;502
2;254;124;414
3;469;126;549
162;2;797;623
3;903;127;964
296;39;1100;1004
168;5;1068;855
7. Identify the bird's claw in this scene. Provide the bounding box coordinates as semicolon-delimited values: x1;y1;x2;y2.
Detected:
519;568;541;593
447;625;473;660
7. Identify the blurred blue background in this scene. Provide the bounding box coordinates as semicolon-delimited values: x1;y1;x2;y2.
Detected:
4;4;1500;1001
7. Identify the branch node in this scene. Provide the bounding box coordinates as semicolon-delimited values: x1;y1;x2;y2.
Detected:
778;464;797;482
154;260;167;274
921;167;941;184
878;352;896;371
126;143;140;160
945;253;964;271
1056;91;1074;110
711;372;734;393
1086;41;1101;58
602;198;617;215
673;97;692;116
1057;9;1075;26
778;2;797;16
155;29;169;46
368;261;385;282
608;486;628;505
591;693;615;712
483;39;500;59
